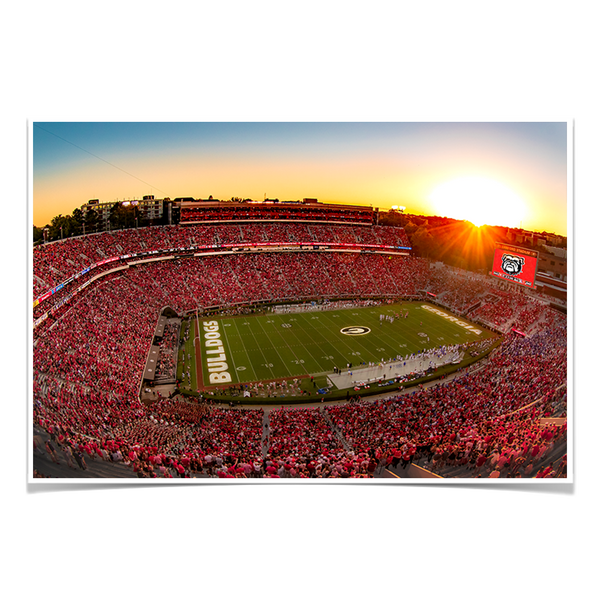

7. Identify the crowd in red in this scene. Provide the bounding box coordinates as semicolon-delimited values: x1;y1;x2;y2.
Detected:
327;325;567;477
263;407;374;478
33;222;411;302
32;223;567;479
426;265;566;336
179;204;376;225
155;321;179;381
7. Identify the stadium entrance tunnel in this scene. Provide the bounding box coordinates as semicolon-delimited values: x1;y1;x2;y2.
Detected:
161;306;179;319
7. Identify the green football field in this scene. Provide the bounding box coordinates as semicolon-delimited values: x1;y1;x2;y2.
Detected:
184;302;497;392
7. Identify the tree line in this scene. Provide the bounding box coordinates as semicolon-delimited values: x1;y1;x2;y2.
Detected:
34;202;167;244
379;211;567;273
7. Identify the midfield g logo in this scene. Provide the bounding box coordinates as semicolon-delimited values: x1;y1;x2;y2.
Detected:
340;326;371;336
501;254;525;276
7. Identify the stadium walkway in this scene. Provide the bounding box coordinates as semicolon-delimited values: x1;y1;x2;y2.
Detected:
32;427;135;479
261;410;270;458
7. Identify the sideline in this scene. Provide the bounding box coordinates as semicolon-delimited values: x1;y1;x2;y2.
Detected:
194;314;204;389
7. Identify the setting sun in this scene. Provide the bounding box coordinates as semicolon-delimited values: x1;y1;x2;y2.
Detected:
428;176;527;228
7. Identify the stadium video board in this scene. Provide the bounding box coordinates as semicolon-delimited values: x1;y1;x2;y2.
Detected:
490;243;538;289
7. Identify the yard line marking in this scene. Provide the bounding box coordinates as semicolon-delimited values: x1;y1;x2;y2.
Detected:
229;317;260;383
263;313;323;375
318;309;382;364
254;315;308;377
218;317;241;383
241;317;279;380
294;311;348;369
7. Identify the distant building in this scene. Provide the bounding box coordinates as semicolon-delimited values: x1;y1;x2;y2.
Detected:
537;249;567;282
135;195;163;222
81;196;170;230
546;234;564;246
82;199;113;230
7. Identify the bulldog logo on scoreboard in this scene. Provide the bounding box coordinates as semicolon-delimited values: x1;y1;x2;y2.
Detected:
491;244;538;290
501;254;526;276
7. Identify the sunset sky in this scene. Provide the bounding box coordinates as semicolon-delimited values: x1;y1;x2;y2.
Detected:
32;121;568;235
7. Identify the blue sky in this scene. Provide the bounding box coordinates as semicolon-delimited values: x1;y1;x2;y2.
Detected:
33;121;568;234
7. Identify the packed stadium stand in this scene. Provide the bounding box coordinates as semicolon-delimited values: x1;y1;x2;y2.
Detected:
32;216;567;480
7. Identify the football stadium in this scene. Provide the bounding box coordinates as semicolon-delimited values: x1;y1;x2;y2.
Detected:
31;198;568;480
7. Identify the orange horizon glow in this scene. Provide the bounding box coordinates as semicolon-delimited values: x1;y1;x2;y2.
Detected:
33;190;566;237
428;176;528;229
32;122;568;236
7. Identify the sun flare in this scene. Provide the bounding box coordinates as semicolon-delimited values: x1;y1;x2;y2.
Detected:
428;176;526;228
